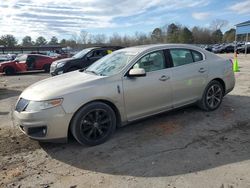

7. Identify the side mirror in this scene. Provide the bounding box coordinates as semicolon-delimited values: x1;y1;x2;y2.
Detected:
128;68;146;77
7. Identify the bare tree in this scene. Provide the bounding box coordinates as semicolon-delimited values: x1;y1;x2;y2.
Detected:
109;33;122;46
92;34;106;44
78;30;88;45
210;19;228;31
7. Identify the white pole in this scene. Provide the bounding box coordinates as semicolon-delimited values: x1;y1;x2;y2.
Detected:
234;27;237;54
245;33;249;56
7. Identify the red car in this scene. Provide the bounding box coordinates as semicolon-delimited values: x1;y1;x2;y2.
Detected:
0;54;57;75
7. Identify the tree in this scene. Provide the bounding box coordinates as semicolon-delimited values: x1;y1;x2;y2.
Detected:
0;35;18;47
223;28;236;43
210;19;228;31
192;27;212;44
109;33;123;46
61;39;77;48
78;30;88;45
211;29;223;43
49;36;58;45
167;23;180;43
151;28;163;43
35;36;47;46
60;39;67;46
134;32;150;45
179;27;193;43
22;36;33;46
92;34;106;44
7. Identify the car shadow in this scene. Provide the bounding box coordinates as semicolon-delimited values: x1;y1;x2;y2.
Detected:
0;88;21;100
41;94;250;177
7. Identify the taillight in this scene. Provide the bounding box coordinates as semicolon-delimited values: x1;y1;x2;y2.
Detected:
229;59;233;70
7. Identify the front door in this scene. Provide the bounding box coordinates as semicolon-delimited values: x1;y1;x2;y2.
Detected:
122;50;172;121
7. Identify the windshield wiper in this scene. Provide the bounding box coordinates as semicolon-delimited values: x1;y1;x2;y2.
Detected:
83;70;99;75
79;68;86;72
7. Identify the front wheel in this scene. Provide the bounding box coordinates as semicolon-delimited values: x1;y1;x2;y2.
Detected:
198;80;224;111
4;67;15;75
44;64;50;73
70;102;116;146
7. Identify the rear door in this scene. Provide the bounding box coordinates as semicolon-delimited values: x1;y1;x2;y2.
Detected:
169;48;208;108
122;50;173;121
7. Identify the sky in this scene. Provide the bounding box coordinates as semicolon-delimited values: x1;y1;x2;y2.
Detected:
0;0;250;41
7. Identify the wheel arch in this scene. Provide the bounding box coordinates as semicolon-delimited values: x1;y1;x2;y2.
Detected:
43;64;51;72
3;66;16;74
211;78;226;95
67;99;122;138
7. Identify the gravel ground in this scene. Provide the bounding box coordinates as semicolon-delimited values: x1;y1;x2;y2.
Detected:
0;54;250;188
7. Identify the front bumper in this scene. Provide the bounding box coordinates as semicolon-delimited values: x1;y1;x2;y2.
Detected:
13;106;72;142
50;66;64;76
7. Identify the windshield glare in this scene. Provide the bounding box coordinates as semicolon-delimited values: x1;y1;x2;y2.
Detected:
86;51;135;76
73;49;91;59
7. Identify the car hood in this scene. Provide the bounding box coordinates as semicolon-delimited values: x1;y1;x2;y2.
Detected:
52;57;75;64
21;71;103;101
0;60;15;65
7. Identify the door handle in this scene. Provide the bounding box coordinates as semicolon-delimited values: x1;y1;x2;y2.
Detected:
198;68;206;73
159;75;170;81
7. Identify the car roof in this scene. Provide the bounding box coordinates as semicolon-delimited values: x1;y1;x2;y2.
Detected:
27;54;52;58
85;46;123;50
119;44;205;53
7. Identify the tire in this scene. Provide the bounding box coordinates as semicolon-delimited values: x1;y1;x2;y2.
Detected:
44;64;50;73
198;80;224;111
67;67;78;72
70;102;116;146
4;67;15;75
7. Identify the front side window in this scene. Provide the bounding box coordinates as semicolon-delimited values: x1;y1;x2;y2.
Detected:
170;49;193;67
133;51;165;72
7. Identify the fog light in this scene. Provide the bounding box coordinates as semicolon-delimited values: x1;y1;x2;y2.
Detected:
58;71;63;75
27;126;47;137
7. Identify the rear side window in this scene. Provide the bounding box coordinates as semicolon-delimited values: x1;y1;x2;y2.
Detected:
170;49;193;67
191;50;203;62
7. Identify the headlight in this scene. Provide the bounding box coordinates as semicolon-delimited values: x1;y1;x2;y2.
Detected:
25;98;63;112
56;62;66;68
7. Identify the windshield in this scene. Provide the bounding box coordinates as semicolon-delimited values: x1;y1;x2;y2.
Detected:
15;54;27;62
73;49;92;59
85;51;136;76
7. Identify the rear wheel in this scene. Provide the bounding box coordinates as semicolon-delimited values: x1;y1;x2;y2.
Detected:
43;64;50;73
4;67;15;75
198;80;224;111
70;102;116;146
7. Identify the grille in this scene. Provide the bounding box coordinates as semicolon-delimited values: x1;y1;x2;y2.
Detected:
15;98;29;112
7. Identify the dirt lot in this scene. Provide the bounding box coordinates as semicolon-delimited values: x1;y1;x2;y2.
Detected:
0;54;250;188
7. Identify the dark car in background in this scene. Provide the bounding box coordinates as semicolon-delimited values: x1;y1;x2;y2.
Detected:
212;44;235;53
237;44;250;54
50;46;123;76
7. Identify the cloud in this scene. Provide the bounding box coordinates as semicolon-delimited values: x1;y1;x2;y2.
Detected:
192;12;211;20
0;0;210;40
229;0;250;14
